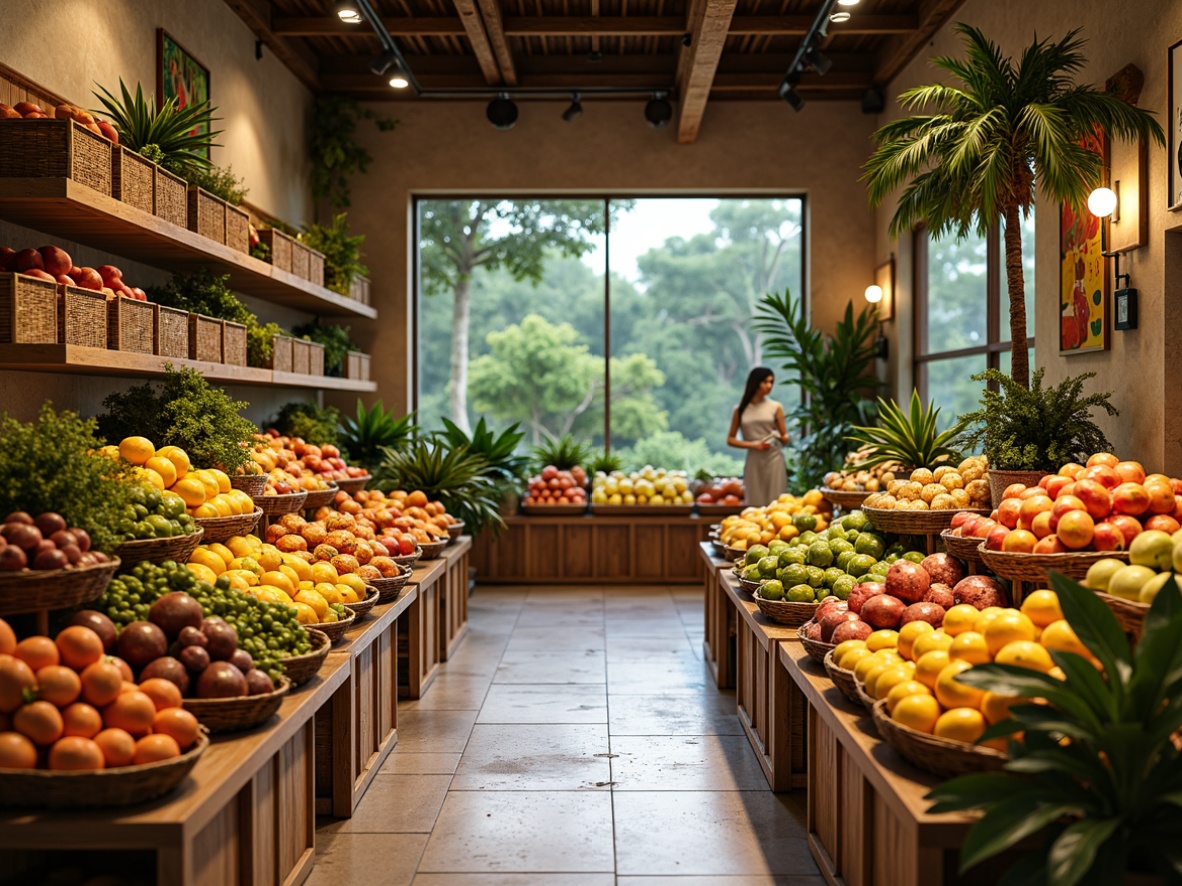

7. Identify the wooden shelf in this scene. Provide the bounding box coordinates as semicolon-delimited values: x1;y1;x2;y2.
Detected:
0;177;377;319
0;343;378;391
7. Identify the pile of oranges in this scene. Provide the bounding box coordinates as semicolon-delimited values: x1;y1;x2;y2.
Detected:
248;434;364;495
0;618;200;771
311;489;456;555
105;436;255;518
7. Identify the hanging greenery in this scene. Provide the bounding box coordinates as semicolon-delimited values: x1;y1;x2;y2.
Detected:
309;98;395;210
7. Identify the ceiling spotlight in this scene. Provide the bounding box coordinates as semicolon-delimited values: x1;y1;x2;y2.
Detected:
562;93;583;123
829;11;850;22
487;94;518;130
644;93;673;129
837;0;861;5
334;1;362;23
778;78;805;112
389;74;409;89
804;46;833;75
370;49;397;76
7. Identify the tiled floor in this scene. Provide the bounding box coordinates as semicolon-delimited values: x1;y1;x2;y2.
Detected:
308;584;823;886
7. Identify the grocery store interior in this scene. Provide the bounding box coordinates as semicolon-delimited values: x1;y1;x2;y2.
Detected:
1;0;1180;884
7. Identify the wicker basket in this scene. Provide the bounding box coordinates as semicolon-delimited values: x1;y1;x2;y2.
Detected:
344;350;371;381
107;295;154;353
254;490;308;517
187;186;225;244
301;484;338;512
155;167;188;228
390;548;423;571
731;567;761;594
259;228;295;272
345;587;381;619
348;276;371;305
447;521;464;541
0;118;112;195
111;145;154;214
290;241;311;280
189;313;223;363
710;538;727;556
231;475;268;496
224;204;249;254
57;285;107;348
797;623;836;665
282;629;330;686
153;303;189;358
822;651;863;705
306;248;325;287
977;545;1129;583
940;530;985;565
854;678;876;711
291;338;311;375
418;539;449;560
0;730;209;808
0;273;57;344
183;677;291;733
310;608;356;645
268;334;294;372
371;564;414;604
821;487;871;511
114;529;204;566
0;558;120;616
306;340;325;376
194;509;263;544
988;469;1050;508
335;475;371;495
222;321;246;366
1096;591;1147;639
871;699;1008;778
722;544;750;564
753;590;819;626
862;506;991;536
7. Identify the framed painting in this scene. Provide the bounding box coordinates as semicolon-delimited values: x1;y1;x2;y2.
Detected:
157;29;210;159
1059;128;1109;355
1170;38;1182;210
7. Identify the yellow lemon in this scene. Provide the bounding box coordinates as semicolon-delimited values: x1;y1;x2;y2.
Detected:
145;456;178;488
119;436;155;465
338;585;360;604
230;490;255;513
261;571;295;595
338;574;367;596
942;604;980;637
868;664;913;700
282;556;312;583
207;543;234;566
973;606;1007;634
173;477;207;508
933;707;987;744
207;469;231;494
189;548;226;576
913;630;953;659
229;557;263;577
892;694;941;734
994;640;1054;673
311;561;340;584
155;445;190;480
223;572;250;590
1020;590;1064;627
915;650;952;689
855;651;897;682
935;660;985;710
832;639;867;663
980;691;1024;725
278;565;302;588
948;631;991;665
210;495;233;517
225;569;259;588
860;663;889;694
190;470;220;499
984;612;1036;656
866;629;899;652
294;589;328;620
137;467;165;490
290;601;319;625
227;536;259;559
315;582;343;604
897;621;933;661
186;562;218;585
258;547;283;573
886;680;932;715
1039;620;1094;661
193;502;219;518
838;647;872;671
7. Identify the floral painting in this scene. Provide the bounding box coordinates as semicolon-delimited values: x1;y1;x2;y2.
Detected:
157;30;210;160
1059;130;1108;354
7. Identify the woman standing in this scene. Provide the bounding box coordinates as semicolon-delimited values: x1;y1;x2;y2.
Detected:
727;367;789;507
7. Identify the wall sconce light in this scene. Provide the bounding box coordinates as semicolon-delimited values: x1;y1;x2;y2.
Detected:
864;285;888;359
864;284;883;304
1088;185;1119;222
1089;186;1138;330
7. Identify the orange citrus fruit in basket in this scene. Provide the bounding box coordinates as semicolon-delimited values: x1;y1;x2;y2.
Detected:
897;621;933;661
980;691;1024;725
912;630;953;660
933;707;987;743
994;640;1054;673
173;477;207;508
190;470;220;500
48;736;105;770
942;604;980;637
155;445;190;480
935;660;986;710
119;436;155;465
892;694;941;734
886;680;931;715
915;650;952;689
948;631;991;666
1020;590;1064;627
983;611;1036;656
145;456;177;488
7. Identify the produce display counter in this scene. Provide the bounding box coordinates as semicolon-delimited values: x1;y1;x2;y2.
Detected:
470;513;714;584
315;584;419;819
719;570;808;791
398;555;449;699
0;654;352;886
438;536;472;661
698;540;735;689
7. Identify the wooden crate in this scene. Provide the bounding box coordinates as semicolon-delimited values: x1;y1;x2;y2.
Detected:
188;313;223;363
306;340;325;376
700;542;734;690
291;338;311;375
259;228;294;271
345;350;371;381
222;320;247;365
106;295;153;354
224;204;249;254
269;334;293;372
398;559;445;699
0;118;112;195
0;272;57;344
306;247;325;287
154;303;189;358
154;167;187;228
290;241;310;280
57;284;107;348
110;145;154;214
187;187;225;245
348;276;371;305
438;538;471;661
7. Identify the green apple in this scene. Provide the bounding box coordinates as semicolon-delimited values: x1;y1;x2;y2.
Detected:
807;542;834;568
1130;530;1174;570
854;534;885;559
786;584;814;603
758;556;780;579
761;580;785;601
1139;571;1176;604
1107;564;1157;601
832;574;856;600
1083;558;1126;593
745;545;770;566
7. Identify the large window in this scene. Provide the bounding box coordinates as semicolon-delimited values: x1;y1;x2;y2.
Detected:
915;212;1035;424
416;198;805;473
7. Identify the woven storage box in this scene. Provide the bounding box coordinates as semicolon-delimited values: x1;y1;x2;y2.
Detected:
349;276;371;305
269;334;293;372
345;350;371;380
988;469;1050;508
821;487;871;511
222;320;247;366
111;145;154;214
224;204;249;254
153;304;189;358
306;248;325;287
107;296;154;353
310;608;355;645
189;313;223;363
259;228;294;271
154;167;188;227
306;340;325;376
290;241;310;279
0;118;112;195
871;699;1008;778
58;285;107;348
187;187;225;244
0;273;57;344
291;338;312;375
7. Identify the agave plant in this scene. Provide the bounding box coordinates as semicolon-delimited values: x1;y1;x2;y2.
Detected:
532;433;592;472
93;79;221;175
338;400;414;471
589;450;624;476
846;390;967;471
926;572;1182;885
432;417;529;483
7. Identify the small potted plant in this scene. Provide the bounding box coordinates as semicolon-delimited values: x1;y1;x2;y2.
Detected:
958;368;1117;505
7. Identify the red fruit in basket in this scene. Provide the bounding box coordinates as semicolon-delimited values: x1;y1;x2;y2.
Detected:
14;248;43;272
139;657;190;695
819;610;860;642
115;622;167;669
1091;521;1127;552
919;553;964;588
24;112;48;119
0;546;26;571
901;601;946;629
69;266;82;278
885;560;930;603
55;275;73;287
830;619;873;644
952;575;1010;610
0;104;19;120
861;594;906;629
73;267;103;290
847;581;885;613
97;265;122;287
69;611;117;653
96;120;118;143
148;592;204;641
196;662;247;699
37;246;71;277
32;548;68;571
923;583;956;609
23;269;56;283
13;102;42;116
0;247;14;270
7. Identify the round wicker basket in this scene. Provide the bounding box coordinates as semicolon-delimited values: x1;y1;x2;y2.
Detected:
696;502;747;517
335;475;372;495
723;544;751;563
0;558;120;616
113;529;204;566
230;474;268;496
183;677;291;733
988;468;1050;508
821;487;871;510
447;521;465;541
753;591;819;626
796;623;835;665
310;608;356;645
710;539;727;556
521;503;589;516
940;530;985;564
822;651;863;705
391;547;423;570
731;567;761;594
418;538;449;560
0;730;210;808
302;483;338;512
854;678;876;711
370;565;414;604
870;699;1008;778
1095;590;1147;639
281;629;330;686
862;506;991;536
253;490;308;517
345;587;381;620
194;509;263;544
977;545;1129;583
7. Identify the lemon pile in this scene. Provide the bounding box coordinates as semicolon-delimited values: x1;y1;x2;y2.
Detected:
591;467;695;506
107;436;255;518
717;490;829;550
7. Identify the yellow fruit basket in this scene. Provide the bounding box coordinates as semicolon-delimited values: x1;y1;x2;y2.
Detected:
870;699;1008;779
308;607;356;644
194;508;263;544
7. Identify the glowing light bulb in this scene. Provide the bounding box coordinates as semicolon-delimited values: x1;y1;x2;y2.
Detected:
864;284;883;304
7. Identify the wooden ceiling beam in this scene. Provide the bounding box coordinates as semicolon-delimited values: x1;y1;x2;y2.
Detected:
221;0;321;91
320;70;866;92
677;0;740;143
475;0;518;86
451;0;504;85
730;14;918;36
874;0;968;85
273;16;466;37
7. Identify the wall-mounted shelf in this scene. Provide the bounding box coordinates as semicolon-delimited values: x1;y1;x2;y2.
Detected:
0;343;377;391
0;178;377;320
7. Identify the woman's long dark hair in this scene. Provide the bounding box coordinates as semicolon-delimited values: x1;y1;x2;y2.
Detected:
737;367;774;420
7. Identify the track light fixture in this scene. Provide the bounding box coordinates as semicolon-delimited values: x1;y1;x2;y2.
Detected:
487;94;518;130
836;0;861;5
334;1;362;24
370;49;397;76
644;93;672;129
562;93;583;122
778;77;805;112
804;46;832;75
389;74;409;89
828;11;850;22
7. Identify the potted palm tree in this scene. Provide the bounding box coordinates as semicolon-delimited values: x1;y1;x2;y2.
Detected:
864;25;1164;388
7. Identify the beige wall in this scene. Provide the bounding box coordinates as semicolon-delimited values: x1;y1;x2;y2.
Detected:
875;0;1182;474
345;99;881;416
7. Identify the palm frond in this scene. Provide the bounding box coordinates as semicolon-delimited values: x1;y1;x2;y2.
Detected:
847;390;968;470
92;79;222;175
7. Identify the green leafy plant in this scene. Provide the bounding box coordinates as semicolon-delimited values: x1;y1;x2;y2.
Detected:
847;391;968;471
373;438;505;535
292;321;353;376
300;213;368;298
864;24;1164;388
959;368;1116;471
0;404;139;553
338;400;415;471
246;320;287;368
309;98;395;210
180;164;248;205
754;291;882;490
145;269;251;325
532;433;592;472
927;571;1182;885
93;79;221;176
270;402;341;446
249;240;271;263
589;450;624;476
432;417;529;483
96;366;257;472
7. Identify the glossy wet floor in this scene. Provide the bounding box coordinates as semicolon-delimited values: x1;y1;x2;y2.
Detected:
308;585;823;886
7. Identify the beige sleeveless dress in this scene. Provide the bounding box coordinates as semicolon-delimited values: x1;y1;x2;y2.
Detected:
740;398;788;507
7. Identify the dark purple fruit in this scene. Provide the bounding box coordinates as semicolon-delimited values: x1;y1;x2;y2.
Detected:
177;626;207;648
148;592;204;640
33;512;66;537
32;548;68;570
71;528;90;552
245;670;275;695
116;621;168;668
178;645;210;673
139;656;190;695
196;662;247;699
228;649;253;673
203;621;238;661
0;546;26;571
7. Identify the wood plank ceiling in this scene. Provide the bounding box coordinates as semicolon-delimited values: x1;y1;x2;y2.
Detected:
225;0;966;142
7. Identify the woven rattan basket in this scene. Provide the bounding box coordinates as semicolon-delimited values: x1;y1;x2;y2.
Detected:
371;565;414;603
345;587;381;619
335;475;371;495
1;273;57;344
0;558;120;616
194;509;263;544
988;469;1050;508
731;567;761;594
302;484;338;511
871;699;1008;778
977;545;1129;583
222;320;247;366
58;285;107;348
447;521;464;541
259;228;294;271
723;544;751;563
418;539;449;560
254;490;308;517
154;166;188;227
306;248;325;287
153;303;189;358
114;529;204;566
183;677;291;733
821;487;871;510
854;678;876;711
862;506;990;536
1095;591;1147;639
307;340;325;376
390;548;423;571
282;629;330;686
268;334;294;372
797;623;836;665
940;530;986;564
231;475;268;496
0;730;209;808
291;338;311;375
345;350;371;381
753;590;819;626
822;650;863;705
310;608;356;645
187;186;225;244
111;144;154;214
0;118;111;194
189;313;223;363
224;204;249;254
107;295;153;353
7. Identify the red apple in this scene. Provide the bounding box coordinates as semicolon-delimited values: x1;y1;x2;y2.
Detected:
1059;462;1084;478
1003;483;1026;500
1082;465;1120;490
1109;513;1143;544
1087;453;1120;469
1033;535;1069;554
1144;514;1181;535
847;582;886;614
96;120;118;143
985;526;1009;551
38;246;71;277
22;269;55;282
97;265;122;287
950;511;973;531
1019;486;1049;500
1112;483;1150;517
997;499;1021;530
1115;461;1147;485
0;247;15;271
14;248;43;272
1092;521;1126;552
1074;479;1113;520
73;267;102;290
972;518;998;539
1050;495;1086;530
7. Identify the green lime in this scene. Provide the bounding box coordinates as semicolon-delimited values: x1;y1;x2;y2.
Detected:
823;567;845;588
836;550;856;572
806;565;825;588
832;574;856;600
133;520;155;539
903;551;926;564
793;512;818;532
742;564;762;582
778;548;807;568
145;514;174;537
827;525;846;541
787;584;815;603
779;563;810;587
854;533;886;559
847;554;876;577
840;510;868;531
745;545;770;566
766;540;789;556
816;585;831;600
807;542;834;568
761;580;785;601
758;556;780;579
797;530;818;547
133;503;149;520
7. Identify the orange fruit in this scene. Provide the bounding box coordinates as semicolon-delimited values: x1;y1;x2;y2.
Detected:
973;606;1007;634
138;678;183;712
0;618;15;656
14;636;59;671
866;630;899;652
941;604;980;637
210;495;233;517
983;611;1036;656
48;736;105;770
886;680;931;715
897;621;933;661
209;469;231;494
186;563;219;585
0;655;36;714
61;702;103;738
190;470;220;499
173;477;207;508
948;631;991;666
189;548;227;577
80;661;124;708
892;694;941;734
94;728;136;767
0;731;37;769
145;456;178;488
912;630;953;660
868;665;913;700
35;665;81;707
1040;620;1094;661
981;691;1024;725
838;647;872;671
102;691;157;737
55;625;105;670
1020;590;1064;628
994;641;1054;673
933;707;987;744
407;490;428;508
13;700;64;745
935;660;986;710
915;650;952;689
119;436;155;465
133;733;181;764
155;445;191;480
152;708;199;750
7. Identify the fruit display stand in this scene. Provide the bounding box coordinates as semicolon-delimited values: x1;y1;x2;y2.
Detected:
698;540;735;689
438;536;472;661
397;554;450;699
719;568;808;791
0;653;351;886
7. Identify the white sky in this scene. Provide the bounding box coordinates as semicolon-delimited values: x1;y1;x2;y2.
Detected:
583;198;719;286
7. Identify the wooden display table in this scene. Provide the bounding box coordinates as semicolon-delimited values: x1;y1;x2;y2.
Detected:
438;536;472;661
398;555;448;699
470;514;714;583
315;585;419;818
720;570;808;791
0;656;351;886
780;643;996;886
698;541;735;689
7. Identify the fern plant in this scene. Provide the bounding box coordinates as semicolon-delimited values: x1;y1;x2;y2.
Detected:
300;213;368;297
338;400;414;471
373;438;505;535
93;79;221;176
532;433;592;472
847;391;968;471
959;369;1116;471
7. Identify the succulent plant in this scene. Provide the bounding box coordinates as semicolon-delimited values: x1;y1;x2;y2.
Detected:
847;390;967;471
93;79;221;176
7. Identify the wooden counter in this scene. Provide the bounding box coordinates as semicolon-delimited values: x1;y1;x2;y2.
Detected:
398;555;449;699
438;536;472;661
698;541;735;689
